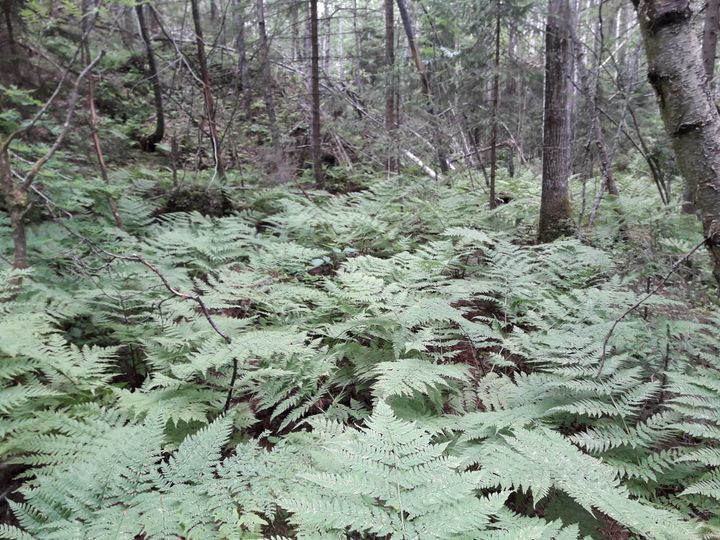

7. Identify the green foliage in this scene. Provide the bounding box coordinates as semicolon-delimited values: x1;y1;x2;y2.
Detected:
1;174;717;539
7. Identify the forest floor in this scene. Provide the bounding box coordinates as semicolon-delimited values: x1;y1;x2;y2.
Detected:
2;163;720;538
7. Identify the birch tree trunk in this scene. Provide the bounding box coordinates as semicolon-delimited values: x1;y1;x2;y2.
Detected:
703;0;720;81
632;0;720;284
538;0;574;242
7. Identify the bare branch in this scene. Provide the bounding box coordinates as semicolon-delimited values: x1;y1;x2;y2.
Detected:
21;53;105;191
597;237;709;376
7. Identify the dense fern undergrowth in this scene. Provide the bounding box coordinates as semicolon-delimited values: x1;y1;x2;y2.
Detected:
1;167;720;539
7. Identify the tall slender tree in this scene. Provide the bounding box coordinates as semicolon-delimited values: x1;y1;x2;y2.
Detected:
538;0;574;242
83;0;123;228
256;0;280;147
2;0;19;79
632;0;720;285
385;0;398;173
396;0;449;174
135;1;165;152
234;0;251;118
309;0;324;186
704;0;720;81
489;2;501;208
190;0;225;179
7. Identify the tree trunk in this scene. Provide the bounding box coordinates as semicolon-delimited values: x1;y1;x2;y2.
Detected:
489;3;501;209
309;0;324;187
135;3;165;152
384;0;398;173
83;0;123;229
683;0;720;213
632;0;720;285
538;0;574;243
575;0;619;199
703;0;720;81
256;0;280;148
352;0;363;91
2;0;20;80
0;149;27;271
395;0;449;175
235;0;251;118
190;0;225;179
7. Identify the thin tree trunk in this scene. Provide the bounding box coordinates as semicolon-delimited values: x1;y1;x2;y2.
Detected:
0;149;28;271
83;0;123;228
210;0;219;24
292;0;300;61
3;0;20;79
576;0;619;199
352;0;363;90
489;3;501;209
384;0;398;173
190;0;225;179
257;0;280;147
135;3;165;152
633;0;720;285
703;0;720;81
538;0;574;242
395;0;449;174
235;0;251;118
310;0;324;186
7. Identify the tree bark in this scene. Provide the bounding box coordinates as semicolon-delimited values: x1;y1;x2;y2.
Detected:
489;3;501;209
703;0;720;81
256;0;280;148
575;0;619;199
682;0;720;213
395;0;449;175
385;0;398;173
2;0;19;79
632;0;720;284
190;0;225;179
235;0;251;118
135;3;165;152
309;0;324;187
0;149;28;271
538;0;575;243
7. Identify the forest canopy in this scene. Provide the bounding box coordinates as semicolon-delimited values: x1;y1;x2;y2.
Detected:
2;0;720;538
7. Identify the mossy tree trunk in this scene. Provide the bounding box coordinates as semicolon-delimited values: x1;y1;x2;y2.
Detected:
538;0;574;242
633;0;720;285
